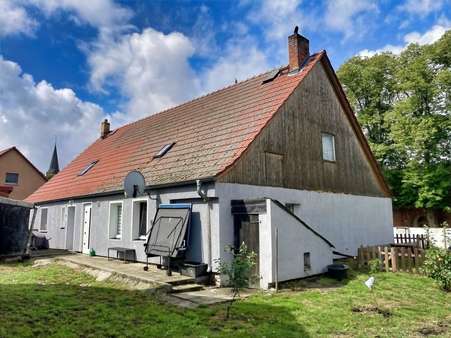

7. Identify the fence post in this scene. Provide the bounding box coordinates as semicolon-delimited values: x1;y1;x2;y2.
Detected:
391;247;398;272
406;247;412;272
384;247;389;272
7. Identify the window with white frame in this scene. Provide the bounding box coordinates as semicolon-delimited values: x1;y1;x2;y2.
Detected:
40;208;48;231
60;207;66;229
132;199;148;240
321;133;336;162
109;202;123;239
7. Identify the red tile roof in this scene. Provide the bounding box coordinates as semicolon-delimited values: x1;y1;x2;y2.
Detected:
26;52;330;203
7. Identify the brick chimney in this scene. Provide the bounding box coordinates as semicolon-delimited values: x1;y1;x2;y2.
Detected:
100;118;110;139
288;26;309;73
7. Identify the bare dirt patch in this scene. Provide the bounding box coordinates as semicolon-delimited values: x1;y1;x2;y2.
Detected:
351;305;392;318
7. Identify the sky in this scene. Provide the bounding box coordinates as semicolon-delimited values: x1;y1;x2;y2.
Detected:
0;0;449;173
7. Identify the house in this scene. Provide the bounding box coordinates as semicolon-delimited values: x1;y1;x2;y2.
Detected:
26;28;393;288
0;147;47;200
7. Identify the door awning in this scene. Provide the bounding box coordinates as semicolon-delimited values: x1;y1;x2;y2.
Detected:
145;203;192;258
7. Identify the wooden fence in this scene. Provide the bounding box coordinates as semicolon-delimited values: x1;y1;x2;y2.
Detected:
394;233;430;249
357;245;426;273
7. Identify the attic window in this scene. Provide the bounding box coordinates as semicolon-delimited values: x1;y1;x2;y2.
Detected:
78;160;98;176
154;142;175;158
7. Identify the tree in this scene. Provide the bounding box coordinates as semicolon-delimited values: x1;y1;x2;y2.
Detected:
337;31;451;221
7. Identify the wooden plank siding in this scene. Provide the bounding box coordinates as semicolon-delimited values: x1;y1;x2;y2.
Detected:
218;62;386;197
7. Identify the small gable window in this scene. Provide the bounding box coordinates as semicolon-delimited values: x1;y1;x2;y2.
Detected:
78;160;98;176
321;133;336;162
154;142;175;158
5;172;19;184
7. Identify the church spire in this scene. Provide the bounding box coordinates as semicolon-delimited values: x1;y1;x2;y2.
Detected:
46;143;60;179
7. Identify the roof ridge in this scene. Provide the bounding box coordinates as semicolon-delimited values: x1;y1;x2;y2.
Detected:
110;64;289;133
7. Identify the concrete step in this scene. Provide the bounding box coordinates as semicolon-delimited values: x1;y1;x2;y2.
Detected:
171;283;204;294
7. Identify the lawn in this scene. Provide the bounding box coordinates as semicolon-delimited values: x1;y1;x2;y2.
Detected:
0;261;449;337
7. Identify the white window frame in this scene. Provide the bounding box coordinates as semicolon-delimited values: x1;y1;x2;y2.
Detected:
60;206;66;229
40;208;48;232
321;132;336;162
131;197;149;241
108;201;124;240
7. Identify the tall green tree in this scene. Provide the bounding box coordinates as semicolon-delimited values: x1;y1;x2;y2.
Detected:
337;31;451;221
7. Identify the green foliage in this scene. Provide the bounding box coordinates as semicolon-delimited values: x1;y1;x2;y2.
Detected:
421;247;451;291
337;31;451;211
215;243;257;319
368;258;381;274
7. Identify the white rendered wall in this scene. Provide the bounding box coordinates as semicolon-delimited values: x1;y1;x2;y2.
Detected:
266;199;333;286
394;227;451;249
216;183;393;257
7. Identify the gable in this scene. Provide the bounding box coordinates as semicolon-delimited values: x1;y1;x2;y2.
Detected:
218;59;389;198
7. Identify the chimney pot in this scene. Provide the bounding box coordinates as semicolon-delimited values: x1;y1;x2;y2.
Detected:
288;26;309;73
100;118;110;139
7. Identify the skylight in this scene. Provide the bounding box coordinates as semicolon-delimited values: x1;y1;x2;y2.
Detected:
78;160;98;176
154;142;175;158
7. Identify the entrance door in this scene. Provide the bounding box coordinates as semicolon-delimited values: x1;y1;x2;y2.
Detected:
234;214;260;287
82;204;92;254
66;206;76;251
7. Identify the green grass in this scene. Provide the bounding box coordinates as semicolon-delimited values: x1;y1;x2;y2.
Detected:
0;262;450;337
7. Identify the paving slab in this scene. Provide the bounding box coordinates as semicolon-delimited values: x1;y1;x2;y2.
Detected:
168;287;257;308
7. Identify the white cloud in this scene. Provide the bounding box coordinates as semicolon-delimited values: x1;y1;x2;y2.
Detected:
28;0;132;33
0;0;37;37
399;0;445;17
358;23;450;57
87;28;200;122
324;0;379;40
0;56;106;171
201;36;270;93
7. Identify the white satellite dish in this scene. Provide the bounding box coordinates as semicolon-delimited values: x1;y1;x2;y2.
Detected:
124;170;146;198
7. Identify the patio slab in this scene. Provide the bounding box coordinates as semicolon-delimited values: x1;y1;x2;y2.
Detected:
55;254;194;290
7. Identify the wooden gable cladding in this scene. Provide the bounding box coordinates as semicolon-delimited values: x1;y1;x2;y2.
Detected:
218;61;389;198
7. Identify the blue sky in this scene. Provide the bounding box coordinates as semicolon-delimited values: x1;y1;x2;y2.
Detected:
0;0;449;172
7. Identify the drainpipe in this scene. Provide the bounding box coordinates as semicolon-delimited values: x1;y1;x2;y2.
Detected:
196;180;213;272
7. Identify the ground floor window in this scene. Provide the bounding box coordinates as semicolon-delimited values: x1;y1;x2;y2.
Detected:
40;208;48;231
304;252;311;271
109;202;123;239
132;199;148;240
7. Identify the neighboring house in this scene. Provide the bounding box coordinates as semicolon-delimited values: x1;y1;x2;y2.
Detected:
0;147;47;200
26;29;393;288
393;208;450;228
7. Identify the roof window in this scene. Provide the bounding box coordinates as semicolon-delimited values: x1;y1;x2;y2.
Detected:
154;143;175;159
78;160;98;176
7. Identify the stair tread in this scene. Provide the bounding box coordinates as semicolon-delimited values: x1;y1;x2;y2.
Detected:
171;283;204;293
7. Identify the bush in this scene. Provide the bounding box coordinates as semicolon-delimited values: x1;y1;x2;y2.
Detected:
368;258;381;274
421;247;451;291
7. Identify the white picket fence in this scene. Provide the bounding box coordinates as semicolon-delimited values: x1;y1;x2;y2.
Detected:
394;227;451;249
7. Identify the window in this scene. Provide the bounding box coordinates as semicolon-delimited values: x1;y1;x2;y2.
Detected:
132;199;148;240
78;160;98;176
153;142;175;158
321;133;336;162
304;252;311;271
60;207;66;229
5;172;19;184
109;202;123;239
40;208;48;231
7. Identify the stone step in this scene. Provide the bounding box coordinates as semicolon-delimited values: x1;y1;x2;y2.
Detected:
171;283;204;294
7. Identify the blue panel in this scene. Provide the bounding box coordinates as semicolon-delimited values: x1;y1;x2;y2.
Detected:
159;203;192;209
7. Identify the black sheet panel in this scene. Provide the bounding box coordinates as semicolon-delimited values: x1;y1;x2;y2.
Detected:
145;204;191;258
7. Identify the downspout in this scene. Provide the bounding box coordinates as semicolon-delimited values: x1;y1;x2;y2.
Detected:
197;180;213;272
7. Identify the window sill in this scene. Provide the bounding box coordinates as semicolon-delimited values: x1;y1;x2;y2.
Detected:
133;237;146;242
4;183;18;186
323;159;336;164
39;230;48;233
110;237;122;240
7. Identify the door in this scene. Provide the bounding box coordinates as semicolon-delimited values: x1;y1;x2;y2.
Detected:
82;204;91;254
66;206;76;251
234;214;260;287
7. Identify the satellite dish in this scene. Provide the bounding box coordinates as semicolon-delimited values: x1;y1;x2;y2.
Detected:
124;170;146;198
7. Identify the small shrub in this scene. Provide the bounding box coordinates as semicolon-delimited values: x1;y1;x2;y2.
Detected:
215;243;257;319
421;247;451;291
368;258;381;274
